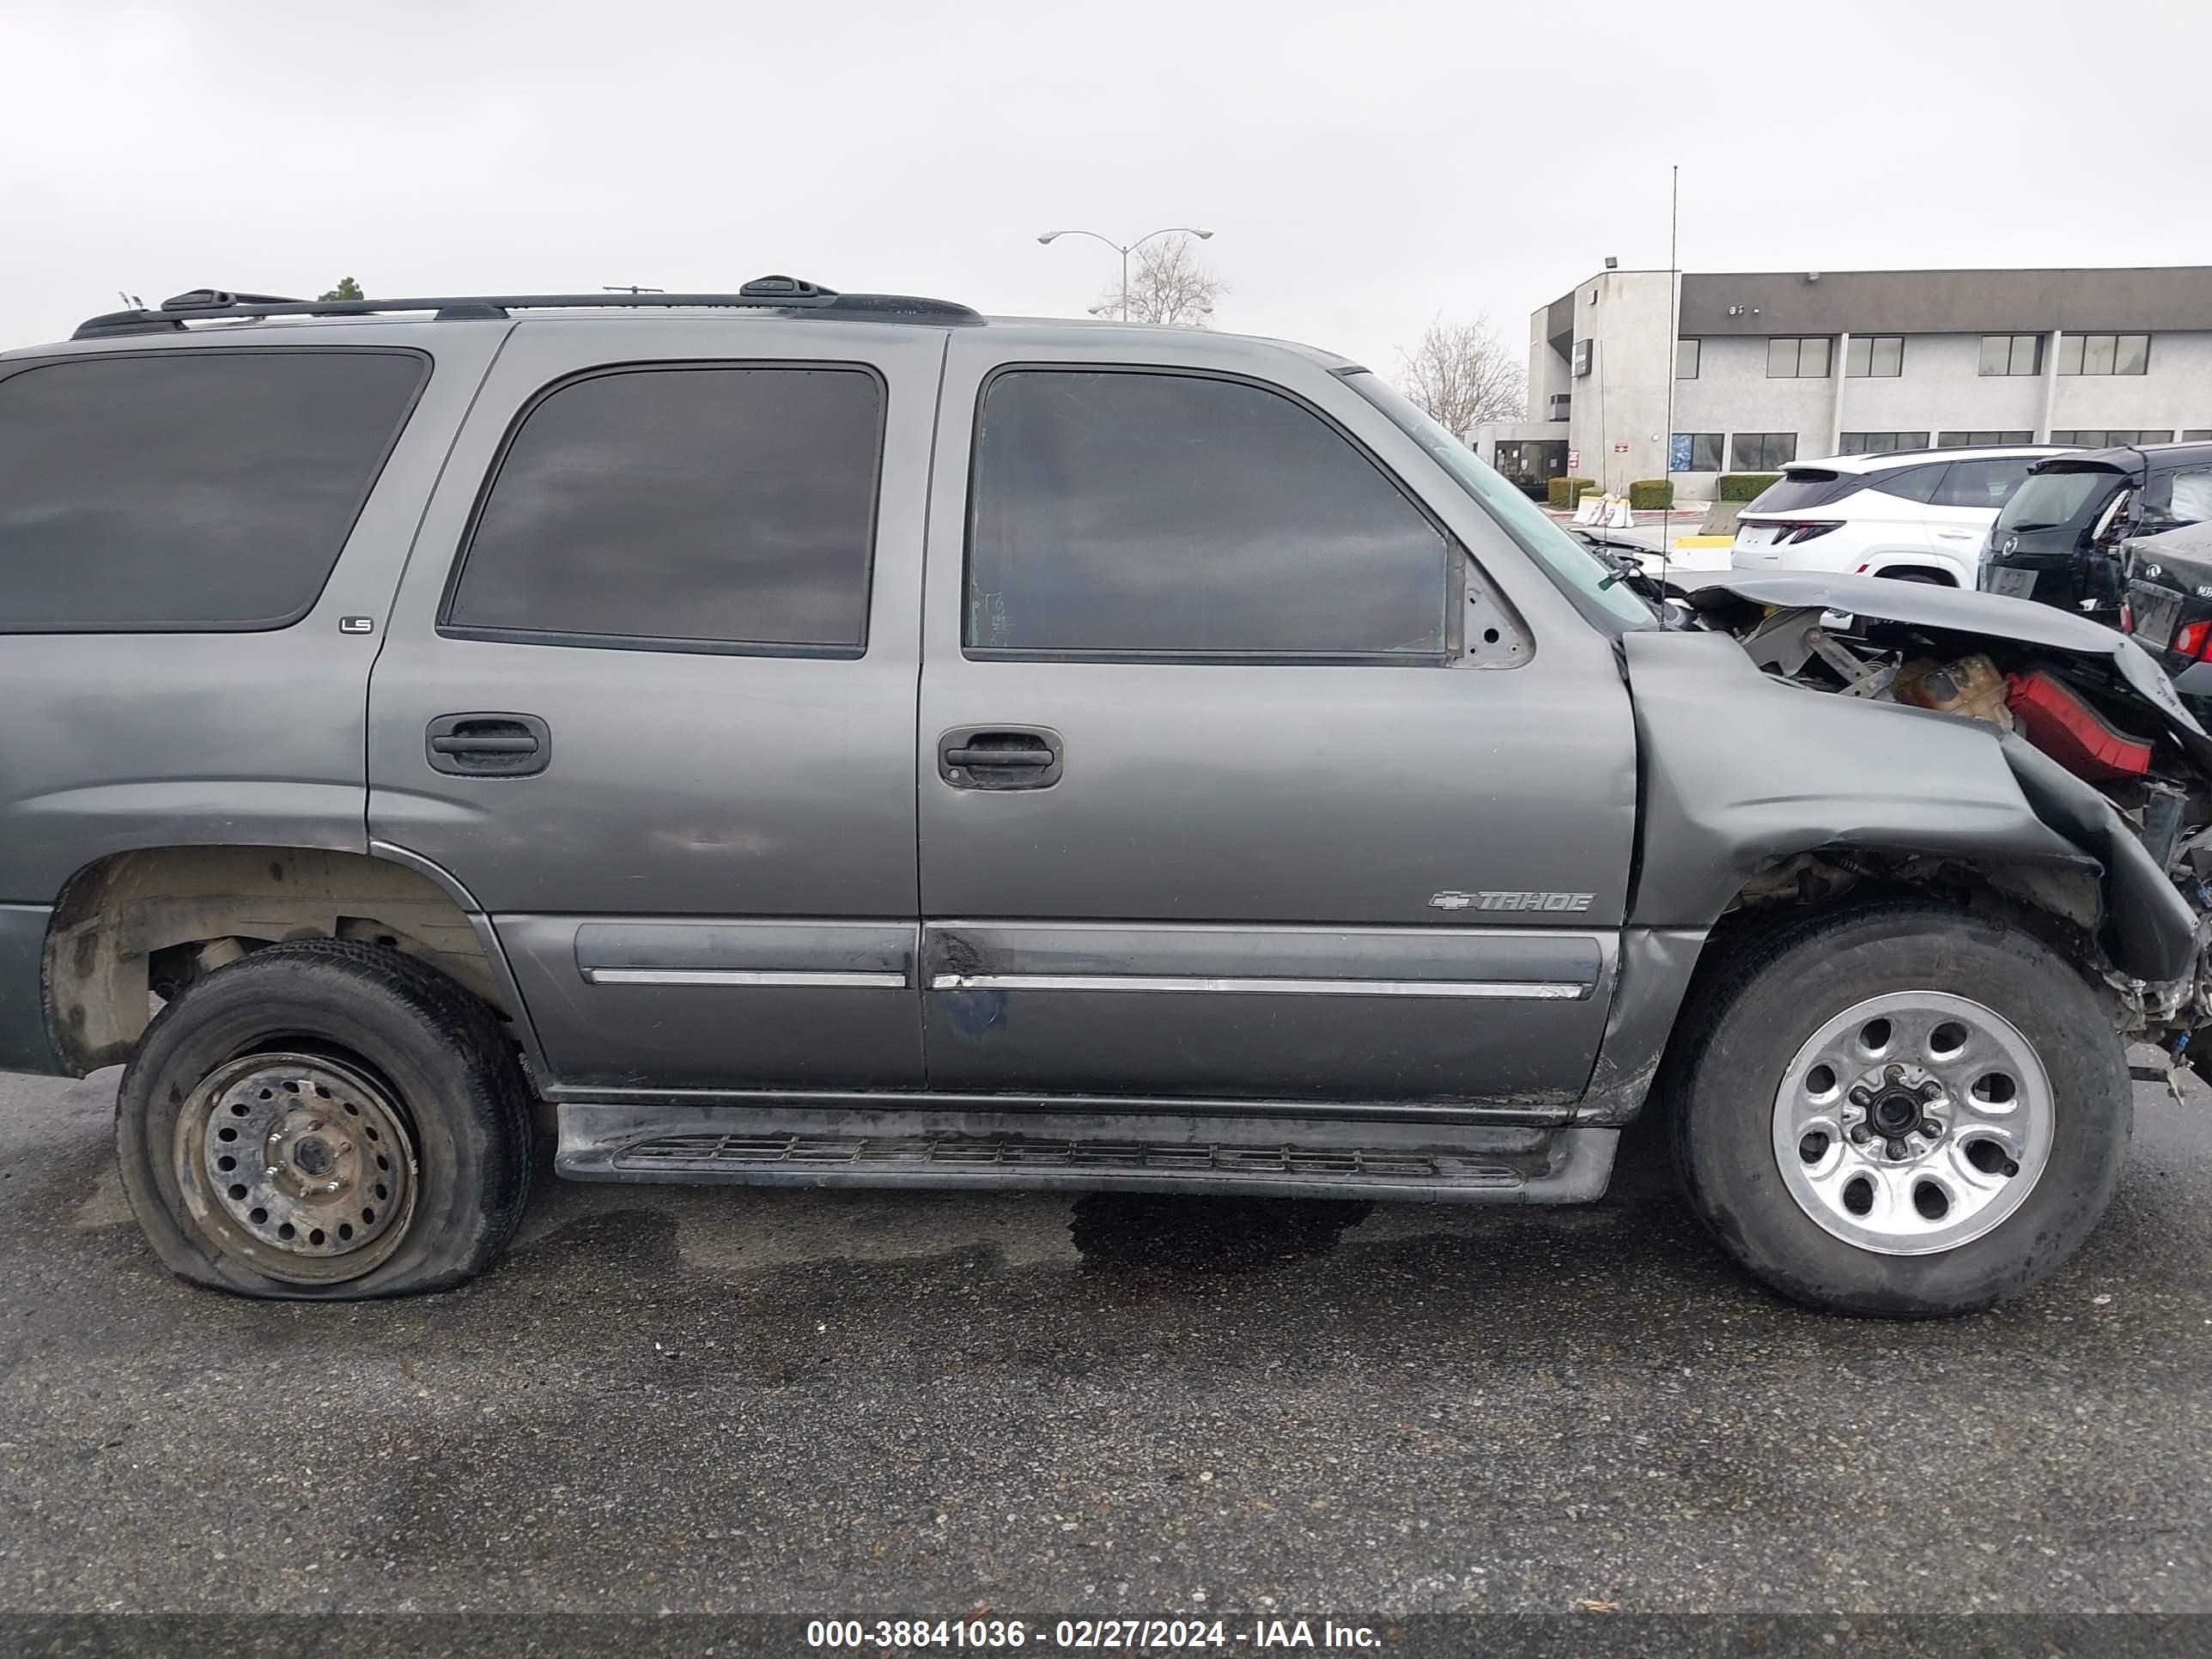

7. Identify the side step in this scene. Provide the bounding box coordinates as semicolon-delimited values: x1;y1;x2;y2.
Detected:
556;1103;1618;1205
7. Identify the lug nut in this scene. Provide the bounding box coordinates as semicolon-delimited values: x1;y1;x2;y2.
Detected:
1849;1126;1871;1144
1885;1064;1905;1083
1849;1086;1873;1107
1887;1139;1910;1160
1919;1081;1942;1100
1918;1121;1942;1139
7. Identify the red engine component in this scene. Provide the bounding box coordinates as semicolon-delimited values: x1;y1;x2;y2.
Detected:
2005;669;2154;782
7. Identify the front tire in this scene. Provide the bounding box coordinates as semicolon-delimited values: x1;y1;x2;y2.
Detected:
1667;902;2130;1316
116;940;534;1300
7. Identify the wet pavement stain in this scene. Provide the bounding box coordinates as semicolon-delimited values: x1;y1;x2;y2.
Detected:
1068;1193;1376;1272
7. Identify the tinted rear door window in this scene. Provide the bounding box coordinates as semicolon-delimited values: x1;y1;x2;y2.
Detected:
446;366;884;654
0;349;426;631
967;368;1449;658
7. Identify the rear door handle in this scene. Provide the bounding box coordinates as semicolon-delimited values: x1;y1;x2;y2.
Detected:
939;726;1063;790
427;713;550;777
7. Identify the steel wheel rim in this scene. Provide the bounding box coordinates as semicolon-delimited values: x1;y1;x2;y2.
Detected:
1771;990;2054;1257
173;1052;419;1285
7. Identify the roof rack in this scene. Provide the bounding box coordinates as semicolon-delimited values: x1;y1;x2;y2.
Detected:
71;276;983;340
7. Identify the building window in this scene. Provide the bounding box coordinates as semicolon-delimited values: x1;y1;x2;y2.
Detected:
1844;336;1905;378
2057;333;2150;376
1730;432;1798;471
1675;338;1699;380
1672;432;1725;472
1978;335;2042;377
1936;430;2035;448
1840;431;1931;454
2051;428;2175;447
1766;337;1831;379
2185;429;2212;441
1571;338;1593;378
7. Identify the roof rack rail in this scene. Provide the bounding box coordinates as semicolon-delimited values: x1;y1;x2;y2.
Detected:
71;275;983;340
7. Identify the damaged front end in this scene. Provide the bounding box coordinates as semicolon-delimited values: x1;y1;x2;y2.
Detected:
1687;573;2212;1079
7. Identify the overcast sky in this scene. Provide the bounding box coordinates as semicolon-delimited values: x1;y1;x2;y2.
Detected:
4;0;2208;377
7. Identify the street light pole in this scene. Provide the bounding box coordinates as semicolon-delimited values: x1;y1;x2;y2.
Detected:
1036;227;1214;321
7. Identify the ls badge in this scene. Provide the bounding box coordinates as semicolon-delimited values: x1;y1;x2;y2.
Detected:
1431;890;1595;913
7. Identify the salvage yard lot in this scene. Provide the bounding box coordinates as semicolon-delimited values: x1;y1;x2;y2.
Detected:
2;1066;2209;1618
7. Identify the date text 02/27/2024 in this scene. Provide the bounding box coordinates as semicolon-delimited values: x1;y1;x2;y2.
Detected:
805;1618;1384;1650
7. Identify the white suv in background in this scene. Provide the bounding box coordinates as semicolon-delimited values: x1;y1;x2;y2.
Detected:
1729;446;2067;585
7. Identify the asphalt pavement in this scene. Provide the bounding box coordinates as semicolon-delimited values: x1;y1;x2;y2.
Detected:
2;1063;2209;1636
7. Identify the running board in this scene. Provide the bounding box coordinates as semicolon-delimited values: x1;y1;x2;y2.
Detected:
556;1103;1618;1204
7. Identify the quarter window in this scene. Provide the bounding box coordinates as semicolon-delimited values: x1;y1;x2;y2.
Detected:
2057;333;2150;376
1978;335;2042;377
967;369;1449;659
1844;337;1905;377
1766;337;1831;379
0;349;425;632
1840;431;1930;454
1730;432;1799;471
446;366;883;654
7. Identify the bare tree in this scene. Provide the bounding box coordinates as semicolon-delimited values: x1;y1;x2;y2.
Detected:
1097;234;1227;326
1395;316;1528;437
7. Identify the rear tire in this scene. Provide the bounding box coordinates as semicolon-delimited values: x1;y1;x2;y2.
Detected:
115;940;533;1300
1665;902;2130;1316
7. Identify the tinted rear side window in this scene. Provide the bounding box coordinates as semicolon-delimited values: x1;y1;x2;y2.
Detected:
447;366;883;655
0;349;426;631
968;369;1449;658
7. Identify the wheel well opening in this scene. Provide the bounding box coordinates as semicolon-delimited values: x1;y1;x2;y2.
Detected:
1872;565;1958;586
1698;845;2112;1000
45;846;511;1075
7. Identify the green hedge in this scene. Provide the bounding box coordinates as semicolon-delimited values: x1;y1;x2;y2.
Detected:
1546;475;1598;510
1627;478;1674;511
1717;472;1781;502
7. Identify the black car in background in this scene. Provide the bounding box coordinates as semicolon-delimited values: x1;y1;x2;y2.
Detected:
1979;441;2212;617
2120;520;2212;703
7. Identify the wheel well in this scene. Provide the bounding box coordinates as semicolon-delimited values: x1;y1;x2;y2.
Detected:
45;846;510;1075
1871;564;1959;586
1705;845;2118;1003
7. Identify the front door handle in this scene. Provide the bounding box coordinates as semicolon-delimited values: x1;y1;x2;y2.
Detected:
939;726;1063;790
427;713;551;777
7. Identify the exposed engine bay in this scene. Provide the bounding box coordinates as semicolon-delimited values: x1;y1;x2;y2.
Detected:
1678;573;2212;1082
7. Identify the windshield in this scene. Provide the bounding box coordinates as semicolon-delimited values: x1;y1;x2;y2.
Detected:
1996;470;2122;534
1341;371;1655;629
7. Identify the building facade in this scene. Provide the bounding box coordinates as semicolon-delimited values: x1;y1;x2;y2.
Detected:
1477;265;2212;500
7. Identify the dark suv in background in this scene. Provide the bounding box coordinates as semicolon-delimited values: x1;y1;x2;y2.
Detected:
1980;441;2212;614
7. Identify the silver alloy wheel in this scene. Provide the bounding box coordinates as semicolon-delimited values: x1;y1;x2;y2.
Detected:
1771;990;2053;1256
172;1052;419;1285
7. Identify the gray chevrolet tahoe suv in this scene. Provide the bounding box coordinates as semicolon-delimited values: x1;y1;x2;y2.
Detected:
8;278;2212;1316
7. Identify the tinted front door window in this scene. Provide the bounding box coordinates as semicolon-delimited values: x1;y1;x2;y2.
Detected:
967;369;1449;658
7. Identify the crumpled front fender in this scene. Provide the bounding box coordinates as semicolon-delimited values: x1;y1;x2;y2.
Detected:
1622;629;2194;981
